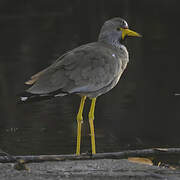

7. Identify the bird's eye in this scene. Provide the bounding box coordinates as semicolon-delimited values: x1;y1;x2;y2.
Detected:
116;27;121;31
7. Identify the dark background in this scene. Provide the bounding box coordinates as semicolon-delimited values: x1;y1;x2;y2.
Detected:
0;0;180;155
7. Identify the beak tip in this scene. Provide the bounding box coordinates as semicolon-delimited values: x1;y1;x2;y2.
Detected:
137;33;142;38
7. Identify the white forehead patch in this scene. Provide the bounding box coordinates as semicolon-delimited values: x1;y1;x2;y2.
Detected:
124;21;128;27
112;54;116;57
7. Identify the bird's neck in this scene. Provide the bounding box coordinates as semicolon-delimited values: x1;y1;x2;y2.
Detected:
98;36;123;49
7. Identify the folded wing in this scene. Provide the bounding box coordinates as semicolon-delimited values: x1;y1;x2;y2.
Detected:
26;43;123;96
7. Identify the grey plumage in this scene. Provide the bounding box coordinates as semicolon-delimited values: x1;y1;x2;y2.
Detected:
27;42;128;98
22;17;141;101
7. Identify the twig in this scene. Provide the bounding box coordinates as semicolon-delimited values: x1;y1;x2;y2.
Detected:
0;148;180;163
0;148;29;170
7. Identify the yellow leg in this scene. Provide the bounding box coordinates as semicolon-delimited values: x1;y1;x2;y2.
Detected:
76;96;86;155
88;98;96;154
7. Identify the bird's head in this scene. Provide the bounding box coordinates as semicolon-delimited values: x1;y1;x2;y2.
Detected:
98;17;142;45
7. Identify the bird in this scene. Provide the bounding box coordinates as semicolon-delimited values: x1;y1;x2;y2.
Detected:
19;17;141;155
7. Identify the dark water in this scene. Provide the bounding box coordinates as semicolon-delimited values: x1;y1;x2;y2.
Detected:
0;0;180;156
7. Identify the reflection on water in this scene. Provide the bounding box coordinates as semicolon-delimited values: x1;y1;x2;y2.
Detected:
0;0;180;155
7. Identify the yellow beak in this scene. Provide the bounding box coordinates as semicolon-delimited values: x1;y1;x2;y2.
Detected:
121;28;142;40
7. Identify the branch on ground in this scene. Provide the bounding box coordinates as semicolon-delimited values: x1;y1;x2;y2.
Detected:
0;148;180;163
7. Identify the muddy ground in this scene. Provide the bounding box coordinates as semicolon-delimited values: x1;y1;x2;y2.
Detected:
0;159;180;180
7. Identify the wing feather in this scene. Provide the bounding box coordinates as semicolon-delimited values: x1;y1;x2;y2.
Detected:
26;43;124;95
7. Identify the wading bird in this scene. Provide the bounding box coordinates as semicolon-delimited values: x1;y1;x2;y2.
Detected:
19;17;141;155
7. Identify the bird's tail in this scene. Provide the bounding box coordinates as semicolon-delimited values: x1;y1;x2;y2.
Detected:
17;91;55;104
17;90;68;104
